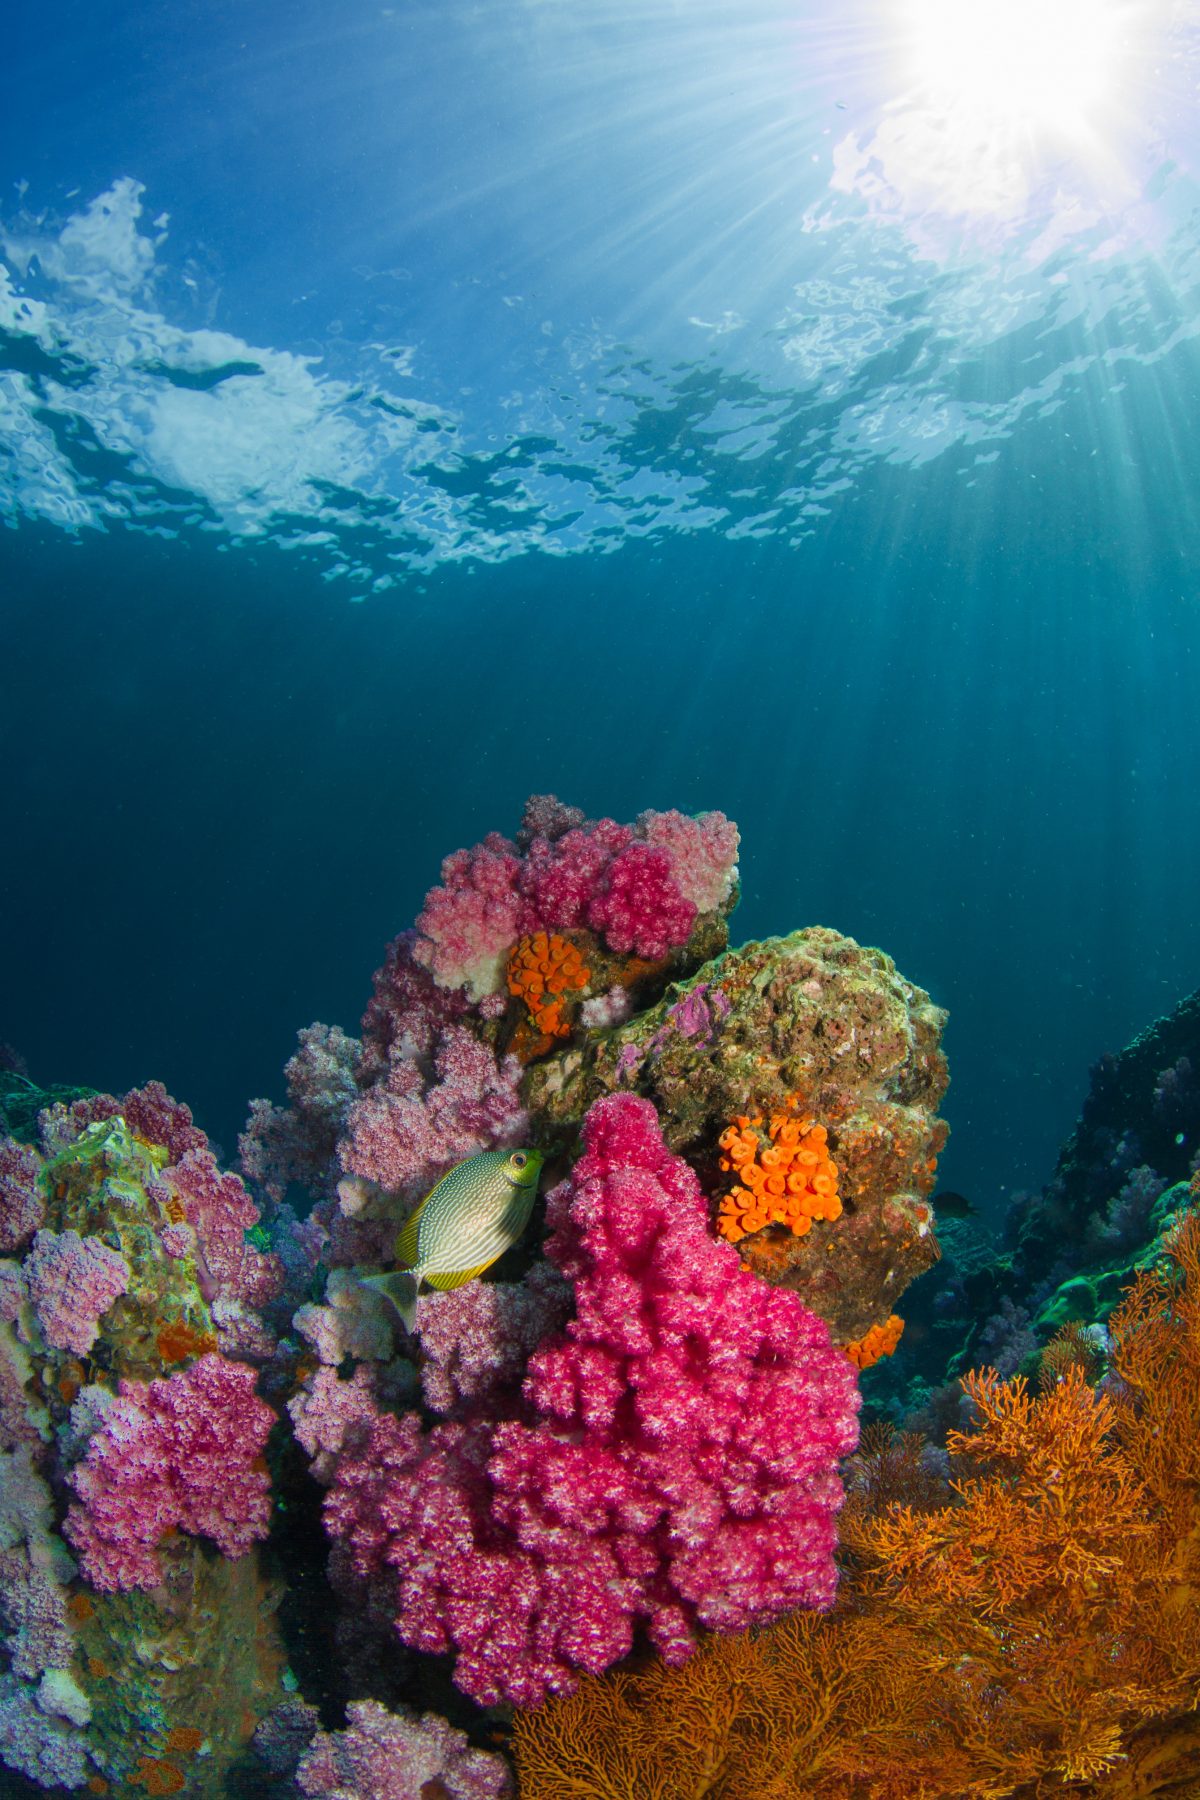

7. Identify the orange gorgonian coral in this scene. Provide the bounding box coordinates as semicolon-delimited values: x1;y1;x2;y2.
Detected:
715;1104;840;1243
1038;1321;1105;1392
506;932;590;1039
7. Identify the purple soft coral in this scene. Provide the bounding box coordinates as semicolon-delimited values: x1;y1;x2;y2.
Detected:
338;1023;527;1200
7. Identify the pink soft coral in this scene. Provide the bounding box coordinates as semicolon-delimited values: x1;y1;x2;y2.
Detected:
296;1698;511;1800
160;1149;284;1313
24;1230;129;1356
0;1142;45;1254
412;833;528;999
325;1094;859;1706
638;808;739;913
64;1353;274;1591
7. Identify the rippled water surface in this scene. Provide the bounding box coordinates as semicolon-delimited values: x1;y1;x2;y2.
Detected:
4;0;1200;1207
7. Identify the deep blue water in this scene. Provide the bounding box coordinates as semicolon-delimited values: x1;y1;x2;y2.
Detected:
4;0;1200;1219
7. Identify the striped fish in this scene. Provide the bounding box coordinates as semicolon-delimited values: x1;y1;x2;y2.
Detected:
364;1147;544;1334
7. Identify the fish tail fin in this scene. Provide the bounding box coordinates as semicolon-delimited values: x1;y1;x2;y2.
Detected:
361;1270;421;1334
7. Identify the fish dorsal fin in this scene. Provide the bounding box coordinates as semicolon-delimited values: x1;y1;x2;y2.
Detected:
394;1187;435;1269
422;1261;495;1292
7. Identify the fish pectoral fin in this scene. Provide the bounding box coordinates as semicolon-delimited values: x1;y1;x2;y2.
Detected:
360;1270;421;1334
422;1262;495;1292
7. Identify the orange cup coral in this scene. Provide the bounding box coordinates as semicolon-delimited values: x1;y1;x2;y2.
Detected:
844;1313;905;1369
715;1105;841;1244
155;1320;218;1367
506;932;590;1039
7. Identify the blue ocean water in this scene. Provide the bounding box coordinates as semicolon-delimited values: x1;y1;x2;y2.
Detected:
3;0;1200;1227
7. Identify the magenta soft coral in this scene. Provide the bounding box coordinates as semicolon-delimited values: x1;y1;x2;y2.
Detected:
584;839;695;959
64;1352;274;1591
520;818;631;929
325;1093;859;1707
409;800;737;995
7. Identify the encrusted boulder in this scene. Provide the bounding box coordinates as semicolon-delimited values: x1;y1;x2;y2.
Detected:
523;927;949;1343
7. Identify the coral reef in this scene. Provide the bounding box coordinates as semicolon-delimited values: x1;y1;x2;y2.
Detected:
0;1083;294;1798
4;797;964;1797
11;798;1200;1800
323;1095;860;1707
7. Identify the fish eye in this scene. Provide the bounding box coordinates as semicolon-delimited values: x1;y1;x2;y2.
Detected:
511;1151;527;1168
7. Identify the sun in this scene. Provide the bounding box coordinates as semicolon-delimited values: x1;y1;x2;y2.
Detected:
902;0;1127;137
826;0;1168;238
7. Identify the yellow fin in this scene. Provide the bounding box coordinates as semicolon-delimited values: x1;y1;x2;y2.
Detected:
422;1261;496;1292
394;1189;434;1268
